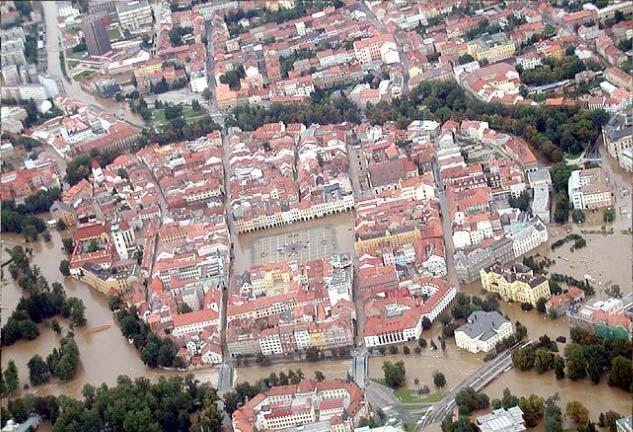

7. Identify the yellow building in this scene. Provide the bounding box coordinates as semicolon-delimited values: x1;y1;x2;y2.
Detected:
80;263;138;295
355;228;422;256
467;33;516;63
480;261;550;306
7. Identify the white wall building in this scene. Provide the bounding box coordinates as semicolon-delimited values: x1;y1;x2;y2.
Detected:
455;311;513;353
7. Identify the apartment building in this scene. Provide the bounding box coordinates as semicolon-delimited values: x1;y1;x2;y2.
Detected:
480;262;551;307
455;311;513;353
568;168;613;210
466;32;516;64
116;0;153;35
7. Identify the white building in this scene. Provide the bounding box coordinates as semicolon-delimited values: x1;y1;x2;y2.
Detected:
116;0;153;35
511;216;548;258
190;70;209;93
455;311;513;353
110;222;135;260
568;168;613;210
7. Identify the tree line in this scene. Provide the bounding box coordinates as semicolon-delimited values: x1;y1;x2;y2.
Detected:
65;148;122;186
512;328;632;391
226;95;361;132
364;80;610;163
110;300;178;369
0;374;224;432
1;187;60;239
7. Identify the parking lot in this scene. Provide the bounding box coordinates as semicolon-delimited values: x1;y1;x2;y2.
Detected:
252;224;337;265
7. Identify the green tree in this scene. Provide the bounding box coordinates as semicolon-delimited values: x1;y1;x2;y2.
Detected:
512;347;535;370
59;259;70;276
602;411;622;432
603;207;616;223
62;297;87;327
177;303;193;314
519;394;545;427
382;360;406;389
28;355;50;386
500;388;519;409
565;344;587;380
571;209;585;223
553;355;565;379
544;396;563;432
314;370;325;381
433;371;446;389
223;390;239;414
566;400;589;426
4;360;19;396
536;297;548;314
455;387;489;415
608;356;632;391
62;238;74;254
534;348;554;373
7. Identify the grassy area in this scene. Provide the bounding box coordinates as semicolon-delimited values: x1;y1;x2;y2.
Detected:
72;70;98;81
66;60;79;69
108;27;120;40
151;105;209;125
394;388;445;404
369;379;445;406
66;49;87;60
66;26;80;35
394;388;423;403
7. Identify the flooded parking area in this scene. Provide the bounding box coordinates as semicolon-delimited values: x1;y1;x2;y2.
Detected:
233;212;355;272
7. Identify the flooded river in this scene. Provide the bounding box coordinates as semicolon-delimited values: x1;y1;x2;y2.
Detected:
0;230;216;398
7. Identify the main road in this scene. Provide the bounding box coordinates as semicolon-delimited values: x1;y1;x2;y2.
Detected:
416;341;531;430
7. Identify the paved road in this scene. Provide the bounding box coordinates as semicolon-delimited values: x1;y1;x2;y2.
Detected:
431;160;460;290
416;342;530;430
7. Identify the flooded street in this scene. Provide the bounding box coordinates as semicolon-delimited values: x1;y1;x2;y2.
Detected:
1;230;216;398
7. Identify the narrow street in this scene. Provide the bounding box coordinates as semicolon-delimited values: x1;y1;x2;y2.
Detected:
432;160;460;291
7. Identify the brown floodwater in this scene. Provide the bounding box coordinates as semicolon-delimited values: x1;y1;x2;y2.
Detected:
0;230;216;399
485;369;631;421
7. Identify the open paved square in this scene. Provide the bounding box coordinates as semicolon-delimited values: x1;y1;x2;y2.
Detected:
252;224;337;265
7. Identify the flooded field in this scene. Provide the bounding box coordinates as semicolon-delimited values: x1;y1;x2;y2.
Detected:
1;230;217;399
232;212;355;273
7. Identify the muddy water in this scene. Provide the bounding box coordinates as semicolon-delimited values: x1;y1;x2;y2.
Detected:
235;320;484;391
233;212;355;273
1;230;217;398
236;359;352;384
485;370;631;421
